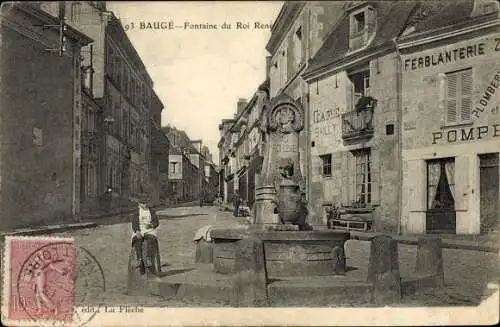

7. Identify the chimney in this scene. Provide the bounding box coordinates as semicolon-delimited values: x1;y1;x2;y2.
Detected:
265;56;272;80
237;98;247;115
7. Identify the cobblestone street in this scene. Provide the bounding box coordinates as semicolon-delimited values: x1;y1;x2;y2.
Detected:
53;205;499;307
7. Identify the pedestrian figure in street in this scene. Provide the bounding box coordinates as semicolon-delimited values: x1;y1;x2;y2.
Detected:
298;191;313;231
232;191;241;217
131;194;160;274
102;186;113;213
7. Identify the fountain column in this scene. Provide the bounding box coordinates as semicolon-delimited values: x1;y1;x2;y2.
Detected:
253;93;304;229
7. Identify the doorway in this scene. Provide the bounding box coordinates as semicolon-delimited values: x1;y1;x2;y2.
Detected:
426;157;456;234
479;153;499;232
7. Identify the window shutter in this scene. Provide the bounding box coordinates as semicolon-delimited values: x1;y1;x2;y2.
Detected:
460;69;472;122
446;72;458;124
370;150;380;206
341;151;349;206
347;80;355;111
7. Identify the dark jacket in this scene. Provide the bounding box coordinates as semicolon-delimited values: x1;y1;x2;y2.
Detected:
132;206;159;233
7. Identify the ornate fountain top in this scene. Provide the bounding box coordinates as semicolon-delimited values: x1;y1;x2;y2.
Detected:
267;95;304;134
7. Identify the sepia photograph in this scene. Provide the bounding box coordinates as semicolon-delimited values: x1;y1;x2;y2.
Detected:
0;1;499;326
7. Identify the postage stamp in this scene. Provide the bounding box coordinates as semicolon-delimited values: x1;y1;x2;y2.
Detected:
2;237;76;323
1;236;105;326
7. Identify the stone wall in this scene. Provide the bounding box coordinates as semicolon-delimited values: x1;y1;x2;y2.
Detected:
0;21;76;229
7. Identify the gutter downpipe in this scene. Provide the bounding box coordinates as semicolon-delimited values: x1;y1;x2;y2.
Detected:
392;37;403;236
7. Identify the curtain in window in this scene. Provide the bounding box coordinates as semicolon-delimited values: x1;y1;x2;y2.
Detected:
427;161;441;209
444;160;455;201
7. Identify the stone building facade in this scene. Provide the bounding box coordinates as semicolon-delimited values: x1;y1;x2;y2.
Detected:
0;3;92;229
266;1;350;226
220;86;269;208
218;119;236;203
258;0;499;235
80;86;105;214
399;0;500;234
151;118;170;205
201;145;219;203
42;1;166;207
163;126;209;203
302;1;417;232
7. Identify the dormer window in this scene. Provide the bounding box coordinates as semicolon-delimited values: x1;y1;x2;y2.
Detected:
353;12;366;34
348;5;377;53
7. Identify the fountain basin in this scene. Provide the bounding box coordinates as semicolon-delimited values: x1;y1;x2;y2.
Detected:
211;228;350;277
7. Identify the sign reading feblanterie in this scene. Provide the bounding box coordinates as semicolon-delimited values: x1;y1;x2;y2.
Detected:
404;43;486;71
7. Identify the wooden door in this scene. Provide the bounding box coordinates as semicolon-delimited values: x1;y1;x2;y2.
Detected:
479;153;499;232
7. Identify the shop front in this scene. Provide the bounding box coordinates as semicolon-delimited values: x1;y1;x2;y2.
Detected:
401;31;500;235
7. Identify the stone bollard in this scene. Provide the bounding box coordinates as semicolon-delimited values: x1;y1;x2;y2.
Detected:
331;246;346;275
126;247;149;296
193;226;214;264
230;237;268;307
415;236;444;287
195;239;214;263
367;235;401;304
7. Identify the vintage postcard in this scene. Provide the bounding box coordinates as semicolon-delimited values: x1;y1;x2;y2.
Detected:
0;1;499;326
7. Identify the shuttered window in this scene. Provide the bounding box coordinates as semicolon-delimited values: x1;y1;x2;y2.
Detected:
446;68;472;125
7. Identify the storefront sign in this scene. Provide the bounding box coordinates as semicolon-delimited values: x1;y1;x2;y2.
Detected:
312;107;340;138
472;69;500;119
313;124;335;138
404;43;486;71
313;108;341;123
432;124;500;144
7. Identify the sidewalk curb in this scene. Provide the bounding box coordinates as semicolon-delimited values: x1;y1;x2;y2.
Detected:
0;202;204;237
0;222;98;237
350;231;499;253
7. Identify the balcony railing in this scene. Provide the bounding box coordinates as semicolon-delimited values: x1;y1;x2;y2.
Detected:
341;108;374;142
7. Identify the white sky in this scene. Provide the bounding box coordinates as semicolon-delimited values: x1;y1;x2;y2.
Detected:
106;1;283;161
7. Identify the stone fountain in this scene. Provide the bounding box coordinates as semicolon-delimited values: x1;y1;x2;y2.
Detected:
211;93;351;278
126;92;443;307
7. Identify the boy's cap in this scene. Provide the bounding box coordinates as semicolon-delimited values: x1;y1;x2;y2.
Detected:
137;193;150;203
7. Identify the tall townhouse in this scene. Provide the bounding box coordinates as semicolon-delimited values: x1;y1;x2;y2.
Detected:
166;146;195;203
302;1;417;232
225;83;270;209
80;75;105;214
243;81;270;208
201;146;219;203
151;118;170;206
163;126;201;202
231;99;251;205
220;99;249;204
45;1;165;206
399;0;500;235
218;119;235;203
0;3;92;229
266;1;349;226
104;15;164;204
190;139;206;202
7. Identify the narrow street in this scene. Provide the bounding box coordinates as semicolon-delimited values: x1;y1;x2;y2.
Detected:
53;205;248;306
52;205;499;307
